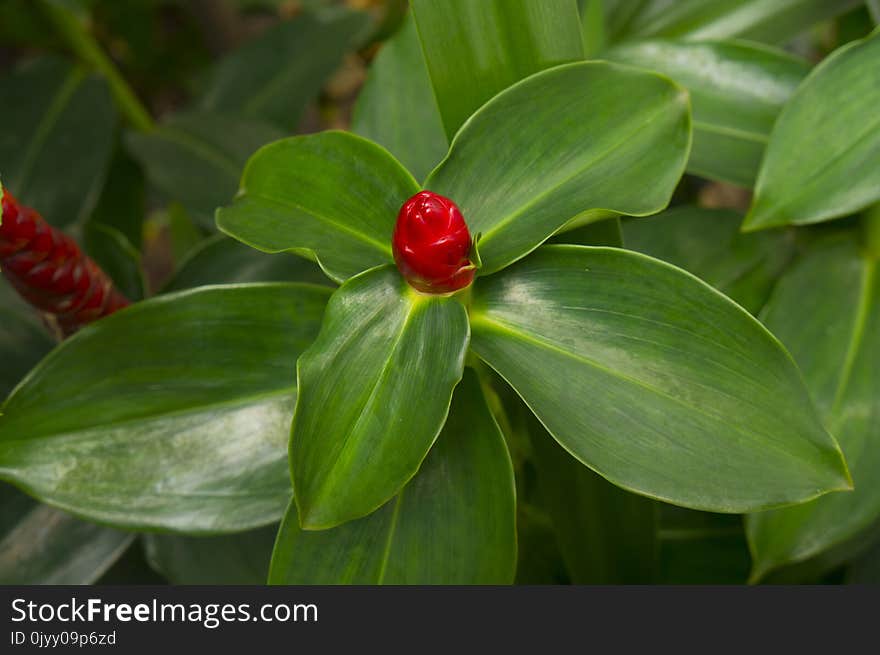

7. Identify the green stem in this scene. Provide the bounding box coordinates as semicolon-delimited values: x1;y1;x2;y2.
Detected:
38;1;154;132
863;203;880;260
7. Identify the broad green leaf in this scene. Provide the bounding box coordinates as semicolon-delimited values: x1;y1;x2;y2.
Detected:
82;222;145;301
656;506;750;584
527;411;657;583
760;520;880;583
747;235;880;579
351;14;447;182
606;0;863;44
623;206;794;315
469;245;851;513
744;29;880;230
291;266;469;529
144;526;277;584
0;283;330;532
0;483;131;584
411;0;584;140
200;8;369;131
270;369;516;584
0;281;54;400
217;131;419;283
606;40;809;187
125;110;283;229
164;235;330;293
425;62;690;276
0;56;115;228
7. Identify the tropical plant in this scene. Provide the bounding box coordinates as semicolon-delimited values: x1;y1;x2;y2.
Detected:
1;0;878;585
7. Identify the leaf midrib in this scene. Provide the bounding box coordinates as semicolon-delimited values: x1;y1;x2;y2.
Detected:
829;258;876;419
0;387;295;446
476;94;682;251
303;294;420;513
693;119;768;144
471;313;833;473
153;125;242;181
755;102;880;222
235;193;393;258
376;492;404;585
15;67;85;196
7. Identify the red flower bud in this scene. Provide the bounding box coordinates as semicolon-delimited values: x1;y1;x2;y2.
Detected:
392;191;475;294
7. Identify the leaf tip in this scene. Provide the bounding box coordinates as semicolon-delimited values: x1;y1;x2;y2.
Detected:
747;564;769;585
741;201;789;233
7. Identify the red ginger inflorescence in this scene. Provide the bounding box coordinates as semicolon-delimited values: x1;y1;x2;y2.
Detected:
0;187;129;336
392;190;475;294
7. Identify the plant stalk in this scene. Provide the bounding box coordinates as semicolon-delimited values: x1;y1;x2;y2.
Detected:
38;0;154;132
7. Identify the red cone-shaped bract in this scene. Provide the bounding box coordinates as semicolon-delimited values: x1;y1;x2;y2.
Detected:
0;188;130;336
392;190;474;293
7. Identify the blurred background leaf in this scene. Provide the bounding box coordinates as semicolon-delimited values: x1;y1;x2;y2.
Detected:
0;57;116;228
144;526;278;584
200;7;370;131
0;483;132;585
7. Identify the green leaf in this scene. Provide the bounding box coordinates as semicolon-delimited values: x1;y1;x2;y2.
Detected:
656;506;750;584
0;283;330;532
606;0;863;44
411;0;584;140
83;222;145;301
0;483;131;584
469;245;851;513
425;62;690;276
552;217;623;248
125;110;284;229
270;369;516;584
351;14;447;182
606;40;809;187
216;131;419;283
760;520;880;583
0;281;54;400
747;235;880;580
744;28;880;230
623;206;794;315
291;266;469;529
144;525;277;584
200;8;369;131
0;56;116;228
164;235;330;293
87;144;145;251
527;411;657;583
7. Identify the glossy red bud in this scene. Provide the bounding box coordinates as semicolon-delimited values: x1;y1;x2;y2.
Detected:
392;190;475;294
